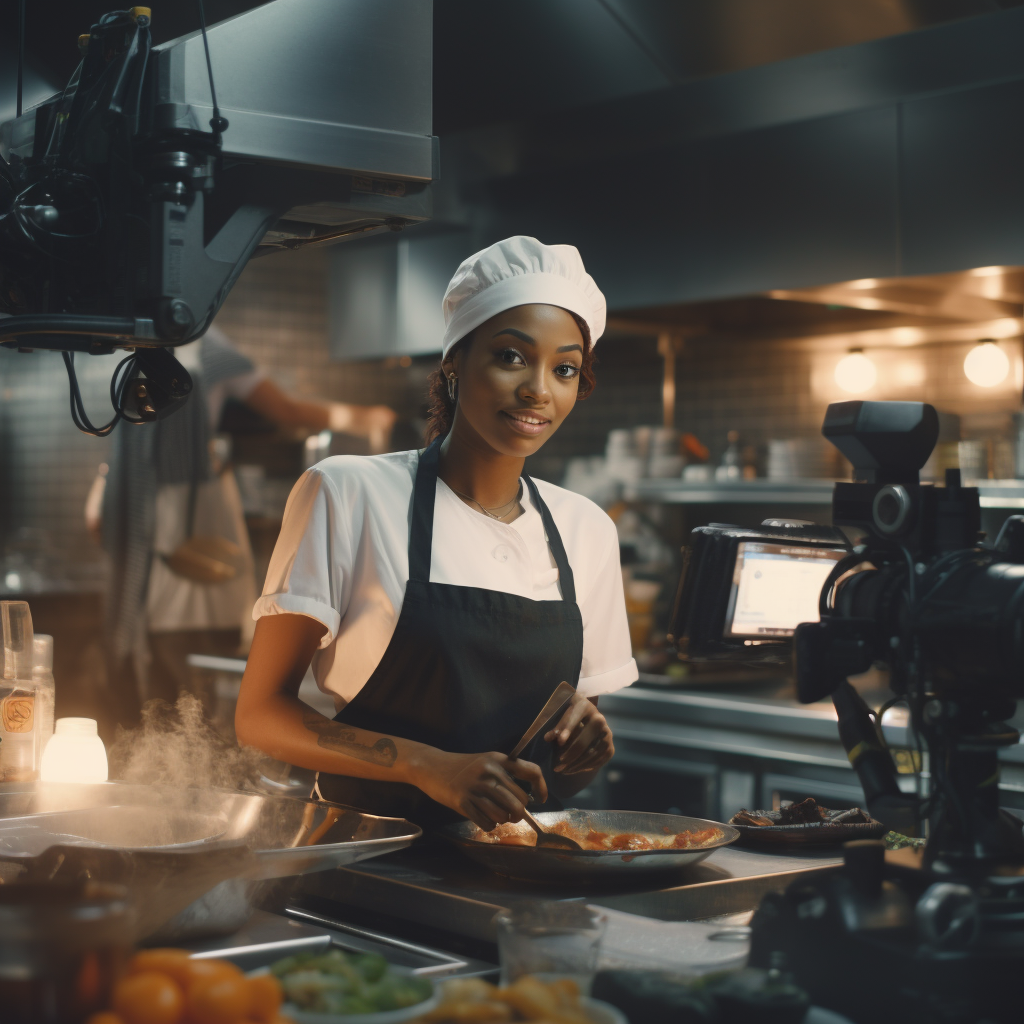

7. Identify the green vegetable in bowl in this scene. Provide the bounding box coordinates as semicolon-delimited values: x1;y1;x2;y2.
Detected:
353;953;389;983
269;947;433;1015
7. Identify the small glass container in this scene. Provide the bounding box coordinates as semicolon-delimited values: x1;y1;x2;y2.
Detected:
0;880;133;1024
32;634;55;770
1;600;38;781
495;902;607;994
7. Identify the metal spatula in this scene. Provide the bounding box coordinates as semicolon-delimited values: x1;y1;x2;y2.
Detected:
508;682;583;851
509;681;575;760
520;807;584;851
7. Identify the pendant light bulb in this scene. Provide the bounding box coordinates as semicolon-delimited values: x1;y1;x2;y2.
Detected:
834;349;877;394
963;340;1009;388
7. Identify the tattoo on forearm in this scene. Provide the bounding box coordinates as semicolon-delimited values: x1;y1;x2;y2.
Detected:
302;712;398;767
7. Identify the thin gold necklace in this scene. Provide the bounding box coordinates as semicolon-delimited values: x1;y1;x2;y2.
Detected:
450;482;523;522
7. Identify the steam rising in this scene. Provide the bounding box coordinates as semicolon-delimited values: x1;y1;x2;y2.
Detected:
108;693;264;790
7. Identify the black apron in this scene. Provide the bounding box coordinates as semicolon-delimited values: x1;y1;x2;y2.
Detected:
316;439;584;827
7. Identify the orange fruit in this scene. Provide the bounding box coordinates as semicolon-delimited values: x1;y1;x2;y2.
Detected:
112;970;184;1024
246;974;283;1022
179;956;244;993
186;972;250;1024
84;1014;126;1024
129;949;193;987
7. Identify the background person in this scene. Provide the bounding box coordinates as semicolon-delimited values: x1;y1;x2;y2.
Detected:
87;324;396;732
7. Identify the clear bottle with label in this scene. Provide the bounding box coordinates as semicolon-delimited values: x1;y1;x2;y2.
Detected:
32;634;55;771
1;601;38;782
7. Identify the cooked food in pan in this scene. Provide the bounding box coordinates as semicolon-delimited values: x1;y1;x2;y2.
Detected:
470;820;725;851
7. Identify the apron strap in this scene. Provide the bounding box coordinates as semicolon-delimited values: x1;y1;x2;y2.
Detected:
408;438;442;583
523;475;577;606
409;440;577;605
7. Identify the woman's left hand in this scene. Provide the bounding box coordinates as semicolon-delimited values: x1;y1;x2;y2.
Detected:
543;693;614;775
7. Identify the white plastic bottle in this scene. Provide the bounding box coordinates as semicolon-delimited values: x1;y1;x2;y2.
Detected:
32;634;55;772
40;718;108;784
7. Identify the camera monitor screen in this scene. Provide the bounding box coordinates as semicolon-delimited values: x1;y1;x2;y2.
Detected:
725;542;847;638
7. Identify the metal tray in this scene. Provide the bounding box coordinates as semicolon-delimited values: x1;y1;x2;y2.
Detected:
440;809;738;882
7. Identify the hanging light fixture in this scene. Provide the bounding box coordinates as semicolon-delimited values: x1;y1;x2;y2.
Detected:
834;349;877;394
963;339;1010;388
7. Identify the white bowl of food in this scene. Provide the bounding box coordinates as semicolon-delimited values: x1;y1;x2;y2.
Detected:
253;948;437;1024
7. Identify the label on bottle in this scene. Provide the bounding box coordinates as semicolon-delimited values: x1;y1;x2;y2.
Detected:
1;690;34;733
0;689;37;782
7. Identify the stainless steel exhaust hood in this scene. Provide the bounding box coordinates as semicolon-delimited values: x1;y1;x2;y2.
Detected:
153;0;436;249
329;4;1024;361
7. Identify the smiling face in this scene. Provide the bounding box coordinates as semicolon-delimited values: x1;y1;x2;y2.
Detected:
442;304;586;458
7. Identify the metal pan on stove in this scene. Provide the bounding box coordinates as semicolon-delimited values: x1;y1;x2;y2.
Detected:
439;809;738;882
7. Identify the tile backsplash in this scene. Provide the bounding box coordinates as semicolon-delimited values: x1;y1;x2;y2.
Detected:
3;245;1023;578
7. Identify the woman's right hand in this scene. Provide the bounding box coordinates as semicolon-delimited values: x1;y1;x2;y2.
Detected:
411;750;548;831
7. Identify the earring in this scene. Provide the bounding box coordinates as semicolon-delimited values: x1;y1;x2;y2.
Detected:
447;374;458;402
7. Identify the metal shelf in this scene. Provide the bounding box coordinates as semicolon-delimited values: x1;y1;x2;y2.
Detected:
627;478;1024;508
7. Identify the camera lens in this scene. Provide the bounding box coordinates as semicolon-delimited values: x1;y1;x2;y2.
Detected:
872;484;912;535
877;494;900;525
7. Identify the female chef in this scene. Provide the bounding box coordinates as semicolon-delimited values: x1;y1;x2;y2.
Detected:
236;237;638;830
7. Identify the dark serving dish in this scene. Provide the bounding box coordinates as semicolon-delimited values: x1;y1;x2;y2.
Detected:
729;804;888;847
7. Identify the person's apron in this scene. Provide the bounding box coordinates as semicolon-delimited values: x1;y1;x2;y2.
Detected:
315;439;584;827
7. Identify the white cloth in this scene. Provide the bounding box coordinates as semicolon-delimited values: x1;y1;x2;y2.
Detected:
145;337;264;633
147;473;258;632
441;236;606;356
254;450;638;709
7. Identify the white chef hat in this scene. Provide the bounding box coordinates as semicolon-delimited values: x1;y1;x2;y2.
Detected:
441;236;606;357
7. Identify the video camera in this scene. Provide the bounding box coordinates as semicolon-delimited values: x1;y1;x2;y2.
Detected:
671;400;1024;869
671;401;1024;1022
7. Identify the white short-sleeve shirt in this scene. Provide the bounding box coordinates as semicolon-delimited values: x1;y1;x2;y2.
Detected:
254;450;638;710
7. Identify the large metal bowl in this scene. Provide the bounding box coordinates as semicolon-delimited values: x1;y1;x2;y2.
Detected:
440;809;738;882
0;782;422;941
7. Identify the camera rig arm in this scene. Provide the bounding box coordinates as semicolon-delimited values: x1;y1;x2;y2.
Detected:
0;1;435;433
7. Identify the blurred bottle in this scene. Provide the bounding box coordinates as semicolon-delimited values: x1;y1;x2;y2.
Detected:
32;635;55;772
1;601;38;782
716;431;743;481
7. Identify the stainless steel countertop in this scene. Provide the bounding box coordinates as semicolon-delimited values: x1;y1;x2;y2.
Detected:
627;477;1024;509
292;839;841;943
601;684;1024;773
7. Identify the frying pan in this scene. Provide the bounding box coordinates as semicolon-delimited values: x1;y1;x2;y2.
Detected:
439;809;738;883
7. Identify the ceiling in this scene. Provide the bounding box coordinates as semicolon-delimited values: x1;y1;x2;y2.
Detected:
432;0;1020;133
1;0;1021;133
